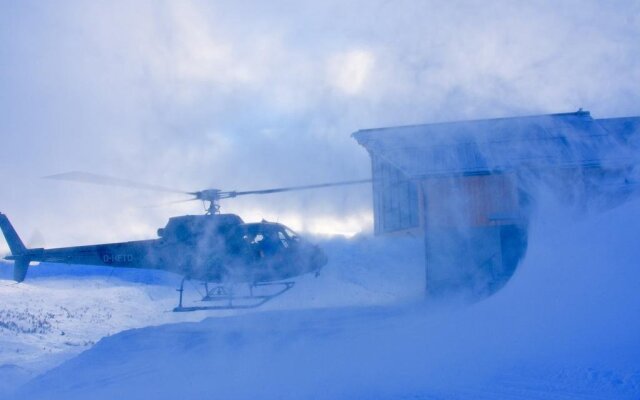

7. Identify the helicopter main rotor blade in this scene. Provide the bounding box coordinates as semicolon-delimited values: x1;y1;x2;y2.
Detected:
44;171;190;195
140;198;199;209
45;171;372;214
231;179;372;197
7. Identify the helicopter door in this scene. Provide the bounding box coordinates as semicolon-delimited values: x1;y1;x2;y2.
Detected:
259;231;281;256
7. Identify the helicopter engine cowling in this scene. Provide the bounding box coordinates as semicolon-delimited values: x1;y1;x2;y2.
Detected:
158;214;244;243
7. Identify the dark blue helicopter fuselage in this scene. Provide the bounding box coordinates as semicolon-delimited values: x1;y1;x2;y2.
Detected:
1;213;328;283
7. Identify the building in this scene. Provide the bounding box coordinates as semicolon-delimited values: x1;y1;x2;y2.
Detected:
353;110;640;299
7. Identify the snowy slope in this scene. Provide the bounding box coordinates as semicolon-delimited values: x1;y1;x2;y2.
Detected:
0;234;424;396
0;270;205;393
4;199;640;399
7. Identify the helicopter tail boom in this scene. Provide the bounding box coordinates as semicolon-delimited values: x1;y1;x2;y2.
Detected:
0;212;32;282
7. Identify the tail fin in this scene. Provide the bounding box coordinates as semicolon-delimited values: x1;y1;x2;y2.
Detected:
0;213;26;255
0;213;30;282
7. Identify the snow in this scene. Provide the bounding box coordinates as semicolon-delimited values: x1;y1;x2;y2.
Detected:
0;235;424;396
1;199;640;399
0;272;194;392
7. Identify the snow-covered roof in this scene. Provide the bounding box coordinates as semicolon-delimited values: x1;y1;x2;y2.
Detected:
352;110;640;177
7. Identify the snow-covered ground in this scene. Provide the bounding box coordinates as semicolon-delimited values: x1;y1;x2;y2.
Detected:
2;199;640;399
0;233;424;397
0;269;197;393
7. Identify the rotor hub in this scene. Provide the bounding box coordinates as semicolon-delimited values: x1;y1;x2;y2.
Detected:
192;189;238;214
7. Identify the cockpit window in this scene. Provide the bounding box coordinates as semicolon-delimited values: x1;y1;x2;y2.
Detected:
242;224;298;258
284;227;299;241
277;231;289;248
250;233;264;245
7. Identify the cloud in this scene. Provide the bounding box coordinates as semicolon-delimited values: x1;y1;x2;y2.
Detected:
327;49;375;95
0;0;639;249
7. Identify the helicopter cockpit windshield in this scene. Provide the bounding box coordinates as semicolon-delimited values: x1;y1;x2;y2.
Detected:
243;223;299;256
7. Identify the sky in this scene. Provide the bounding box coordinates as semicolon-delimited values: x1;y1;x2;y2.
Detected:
0;0;639;251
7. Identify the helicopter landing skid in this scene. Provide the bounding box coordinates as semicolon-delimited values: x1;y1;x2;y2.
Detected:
173;279;295;312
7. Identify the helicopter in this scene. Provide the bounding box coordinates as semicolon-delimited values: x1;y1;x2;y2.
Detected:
0;172;370;311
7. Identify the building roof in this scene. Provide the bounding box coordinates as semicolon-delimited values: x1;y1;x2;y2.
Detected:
352;110;640;177
597;116;640;148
